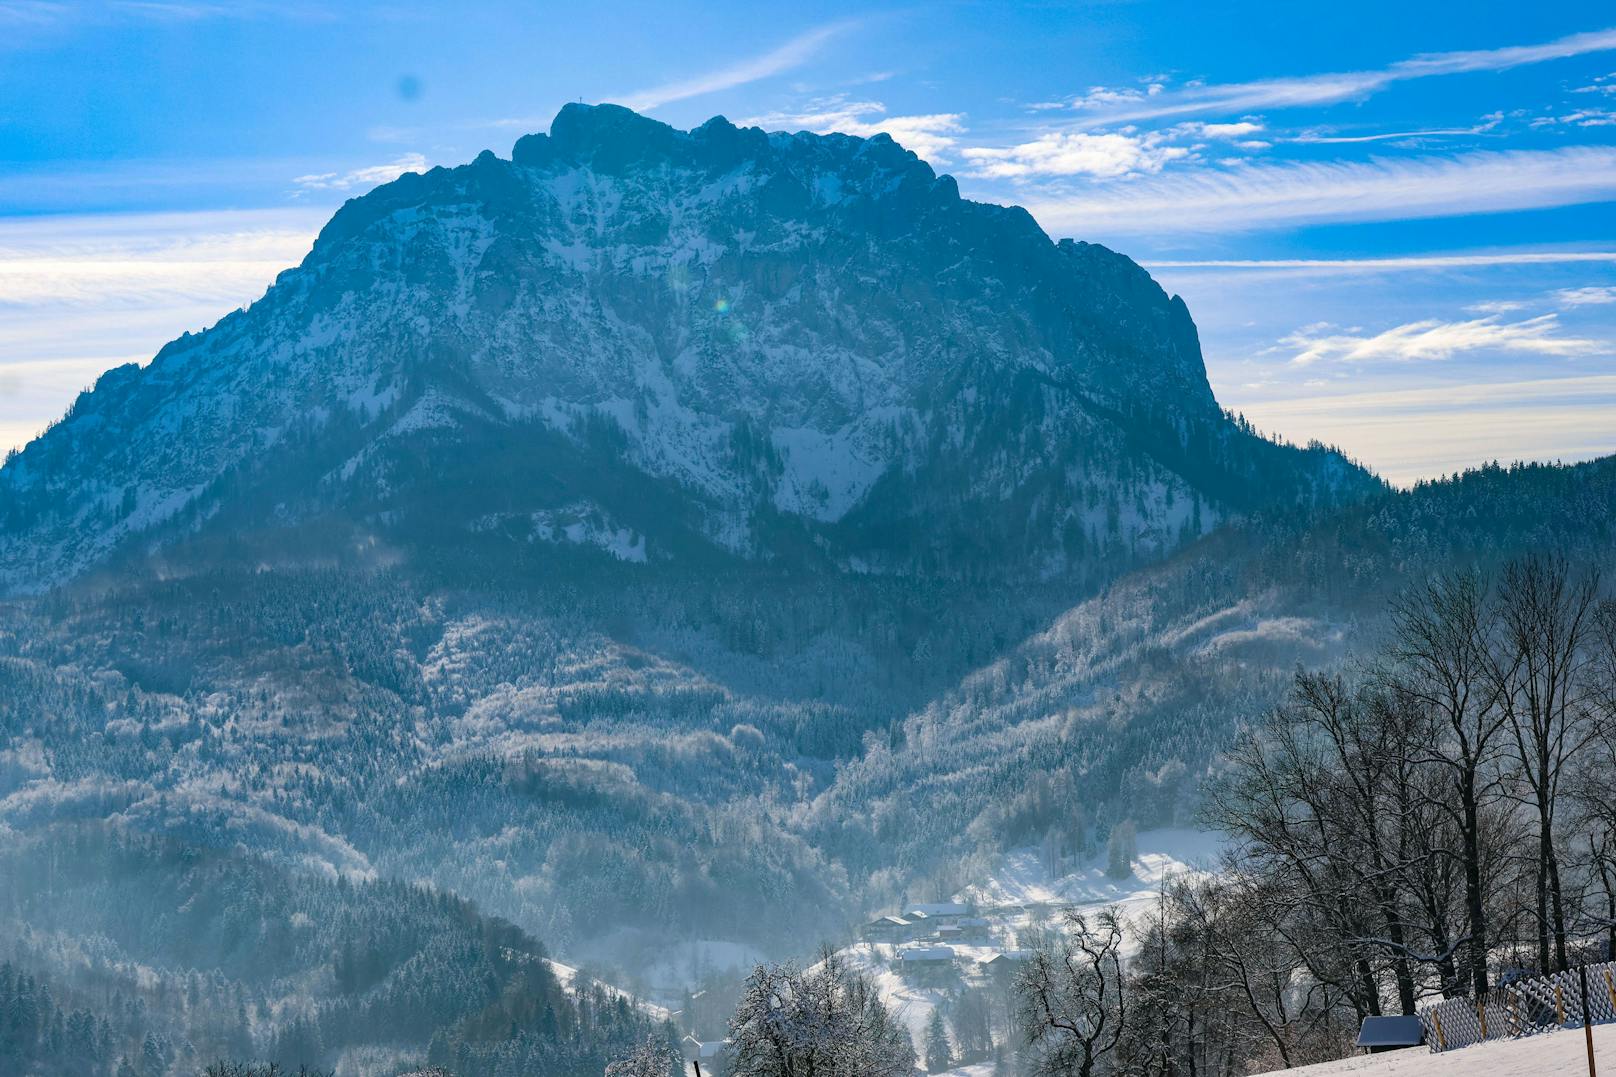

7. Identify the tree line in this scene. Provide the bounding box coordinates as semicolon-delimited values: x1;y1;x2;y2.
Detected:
1040;554;1616;1074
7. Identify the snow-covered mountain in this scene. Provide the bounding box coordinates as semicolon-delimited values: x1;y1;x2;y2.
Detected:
26;102;1606;1075
0;103;1371;595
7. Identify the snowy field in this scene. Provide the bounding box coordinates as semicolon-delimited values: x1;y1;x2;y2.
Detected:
1251;1023;1616;1076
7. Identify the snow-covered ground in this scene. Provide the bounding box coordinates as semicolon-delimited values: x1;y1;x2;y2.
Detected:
544;957;673;1021
839;828;1224;1064
1252;1022;1616;1076
956;827;1224;930
547;828;1223;1057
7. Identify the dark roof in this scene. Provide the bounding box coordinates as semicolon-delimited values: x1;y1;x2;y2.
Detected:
1356;1016;1424;1047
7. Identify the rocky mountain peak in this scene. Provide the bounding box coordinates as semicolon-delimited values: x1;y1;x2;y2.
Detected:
0;104;1374;595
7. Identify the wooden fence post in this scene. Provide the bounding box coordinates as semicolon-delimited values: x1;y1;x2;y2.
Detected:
1581;965;1598;1077
1478;998;1489;1040
1605;968;1616;1015
1560;985;1569;1025
1434;1011;1446;1051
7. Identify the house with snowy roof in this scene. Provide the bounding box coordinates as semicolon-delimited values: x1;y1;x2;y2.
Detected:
980;950;1034;974
897;946;958;984
902;902;971;924
682;1036;729;1073
861;914;915;943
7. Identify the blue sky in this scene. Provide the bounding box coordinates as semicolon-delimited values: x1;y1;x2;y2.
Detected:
2;0;1614;483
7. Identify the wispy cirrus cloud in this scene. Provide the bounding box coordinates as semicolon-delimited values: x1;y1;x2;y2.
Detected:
0;209;319;308
1233;374;1616;486
1147;251;1616;273
1022;145;1616;235
0;233;309;307
1530;107;1616;128
1045;26;1616;124
0;0;331;25
0;209;323;455
1556;285;1616;306
1465;299;1530;314
1282;313;1604;366
618;20;856;112
293;153;428;194
1291;112;1503;144
739;99;965;161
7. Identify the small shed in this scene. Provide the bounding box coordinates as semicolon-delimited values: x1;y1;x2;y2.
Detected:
1356;1015;1424;1054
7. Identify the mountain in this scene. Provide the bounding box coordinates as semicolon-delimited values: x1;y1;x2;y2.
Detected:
10;103;1610;1075
0;103;1372;596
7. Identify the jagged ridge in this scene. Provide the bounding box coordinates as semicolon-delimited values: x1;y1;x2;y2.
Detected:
0;103;1375;594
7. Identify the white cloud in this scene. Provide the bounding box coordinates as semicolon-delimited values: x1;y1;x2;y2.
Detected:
0;209;320;306
1;0;331;27
1190;121;1265;139
739;99;965;161
1465;299;1530;314
618;20;855;112
1049;26;1616;124
1021;146;1616;235
962;130;1191;179
1556;285;1616;306
1533;107;1616;127
1146;251;1616;272
1231;374;1616;486
0;209;323;455
292;153;428;193
1281;313;1603;366
959;117;1269;181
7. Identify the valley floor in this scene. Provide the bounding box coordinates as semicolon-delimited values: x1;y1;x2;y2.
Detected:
1251;1022;1616;1077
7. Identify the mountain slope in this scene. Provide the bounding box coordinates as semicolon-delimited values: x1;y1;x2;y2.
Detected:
0;103;1372;595
807;455;1616;891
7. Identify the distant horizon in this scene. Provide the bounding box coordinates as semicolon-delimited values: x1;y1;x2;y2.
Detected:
2;1;1614;484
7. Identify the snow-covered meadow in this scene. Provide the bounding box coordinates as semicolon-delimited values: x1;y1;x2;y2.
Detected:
1251;1022;1616;1077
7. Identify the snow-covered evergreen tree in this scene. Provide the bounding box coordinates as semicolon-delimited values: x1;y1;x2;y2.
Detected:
606;1036;681;1077
728;950;914;1077
924;1008;953;1073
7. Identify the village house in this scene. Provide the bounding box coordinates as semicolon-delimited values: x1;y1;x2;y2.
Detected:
902;902;971;925
860;914;914;943
955;916;992;941
979;950;1033;977
682;1035;729;1075
897;945;958;985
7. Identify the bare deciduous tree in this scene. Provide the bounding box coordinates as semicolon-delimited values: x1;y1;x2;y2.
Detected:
1016;907;1127;1077
1494;554;1601;973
